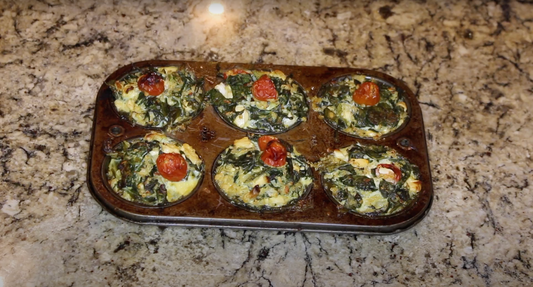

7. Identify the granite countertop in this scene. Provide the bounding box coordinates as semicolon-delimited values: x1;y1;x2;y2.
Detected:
1;0;532;286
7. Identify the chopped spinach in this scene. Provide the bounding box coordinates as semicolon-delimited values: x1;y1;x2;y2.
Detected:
339;175;376;191
366;103;400;127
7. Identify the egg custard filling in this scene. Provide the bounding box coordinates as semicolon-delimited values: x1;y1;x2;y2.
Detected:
311;74;409;139
105;132;204;206
208;69;309;134
317;143;421;216
110;66;205;131
213;135;313;211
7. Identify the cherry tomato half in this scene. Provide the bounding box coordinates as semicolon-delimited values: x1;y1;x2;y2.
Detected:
376;163;402;183
156;153;188;182
353;81;380;106
138;72;165;96
261;140;287;167
258;135;279;151
252;74;278;101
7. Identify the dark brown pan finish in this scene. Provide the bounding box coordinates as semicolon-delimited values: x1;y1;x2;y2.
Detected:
87;60;433;234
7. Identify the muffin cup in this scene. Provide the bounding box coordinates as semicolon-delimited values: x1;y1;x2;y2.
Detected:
211;137;314;213
102;133;205;208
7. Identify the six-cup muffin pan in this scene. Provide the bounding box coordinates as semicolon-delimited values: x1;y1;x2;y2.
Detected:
87;60;433;234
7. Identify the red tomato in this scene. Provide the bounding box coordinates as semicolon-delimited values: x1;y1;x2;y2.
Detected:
258;135;279;151
223;69;249;79
252;74;278;101
261;140;287;167
376;163;402;183
156;153;188;181
353;82;380;106
138;72;165;96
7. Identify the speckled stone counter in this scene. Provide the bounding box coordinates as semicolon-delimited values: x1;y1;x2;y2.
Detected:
1;0;532;286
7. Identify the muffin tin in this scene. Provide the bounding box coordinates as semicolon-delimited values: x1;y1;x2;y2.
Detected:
87;60;433;234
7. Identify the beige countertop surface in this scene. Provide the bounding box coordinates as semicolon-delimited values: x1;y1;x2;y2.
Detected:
1;0;532;286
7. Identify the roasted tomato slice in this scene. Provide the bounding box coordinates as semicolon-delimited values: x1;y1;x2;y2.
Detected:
138;72;165;96
156;153;188;181
353;81;380;106
223;69;249;79
260;140;287;167
376;163;402;183
252;74;278;101
258;135;279;151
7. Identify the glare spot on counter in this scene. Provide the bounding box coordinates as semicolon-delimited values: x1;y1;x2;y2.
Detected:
209;3;224;14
